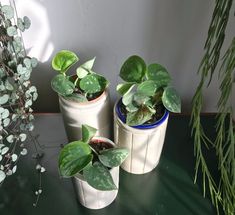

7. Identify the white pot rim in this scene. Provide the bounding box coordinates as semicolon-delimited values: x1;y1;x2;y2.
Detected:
114;100;169;133
59;89;108;108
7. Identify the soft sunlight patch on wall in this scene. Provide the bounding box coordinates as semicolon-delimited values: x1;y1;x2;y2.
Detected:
14;0;54;62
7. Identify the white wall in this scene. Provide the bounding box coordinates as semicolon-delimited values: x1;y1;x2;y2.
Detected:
13;0;235;112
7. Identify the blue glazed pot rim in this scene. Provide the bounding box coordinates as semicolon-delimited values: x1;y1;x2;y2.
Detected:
115;99;169;129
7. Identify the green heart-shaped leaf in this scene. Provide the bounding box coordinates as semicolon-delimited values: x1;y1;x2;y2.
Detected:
116;82;135;96
82;125;97;143
120;55;146;83
80;57;96;70
79;74;100;93
99;148;129;168
147;64;171;87
59;141;92;177
137;80;156;96
76;67;88;79
83;162;117;191
2;5;14;19
52;50;78;73
51;74;74;96
162;86;181;113
126;105;154;126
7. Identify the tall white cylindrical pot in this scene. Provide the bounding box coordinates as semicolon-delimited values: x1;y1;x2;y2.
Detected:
72;137;119;209
59;90;112;142
114;101;169;174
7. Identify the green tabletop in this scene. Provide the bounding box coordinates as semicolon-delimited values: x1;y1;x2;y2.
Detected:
0;114;218;215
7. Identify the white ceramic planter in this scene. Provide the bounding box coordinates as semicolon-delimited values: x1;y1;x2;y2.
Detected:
59;90;112;142
114;101;169;174
72;137;119;209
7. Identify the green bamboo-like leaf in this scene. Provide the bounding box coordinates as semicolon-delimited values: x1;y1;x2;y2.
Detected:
52;50;78;73
116;82;135;96
120;55;146;83
83;162;117;191
51;74;74;96
162;86;181;113
98;148;129;168
59;141;92;177
82;124;97;143
147;64;171;87
126;105;154;126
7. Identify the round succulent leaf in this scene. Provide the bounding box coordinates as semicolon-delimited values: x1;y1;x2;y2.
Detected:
147;64;171;86
76;67;88;79
1;147;9;155
23;58;32;68
126;105;154;126
12;154;18;162
98;148;129;168
58;141;92;177
120;55;146;83
6;135;14;143
2;5;14;19
52;50;78;73
17;64;27;75
80;57;96;70
162;86;181;113
17;18;25;31
82;124;97;143
19;133;27;142
20;148;28;156
7;26;17;37
23;16;31;29
83;162;117;191
116;82;135;96
137;80;156;96
1;109;9;119
0;170;6;184
31;57;38;68
0;94;9;105
51;74;75;96
79;74;101;94
5;80;14;91
3;118;10;127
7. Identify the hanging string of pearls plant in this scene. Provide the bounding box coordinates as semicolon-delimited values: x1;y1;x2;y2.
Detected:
0;1;45;206
191;0;235;214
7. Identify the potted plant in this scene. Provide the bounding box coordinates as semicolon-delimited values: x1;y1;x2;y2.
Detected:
58;124;129;209
114;55;181;174
51;50;111;141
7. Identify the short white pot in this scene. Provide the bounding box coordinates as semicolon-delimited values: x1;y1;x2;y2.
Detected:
114;100;169;174
59;90;112;142
72;137;119;209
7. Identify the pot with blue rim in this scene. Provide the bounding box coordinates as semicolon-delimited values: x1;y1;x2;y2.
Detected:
114;55;181;174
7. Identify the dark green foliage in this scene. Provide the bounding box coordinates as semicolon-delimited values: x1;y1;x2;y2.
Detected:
117;55;181;126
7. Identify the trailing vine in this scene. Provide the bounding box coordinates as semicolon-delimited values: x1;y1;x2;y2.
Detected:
191;0;235;214
0;2;45;206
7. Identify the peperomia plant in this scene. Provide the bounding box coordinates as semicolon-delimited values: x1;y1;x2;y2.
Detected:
51;50;109;102
58;124;129;190
117;55;181;126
